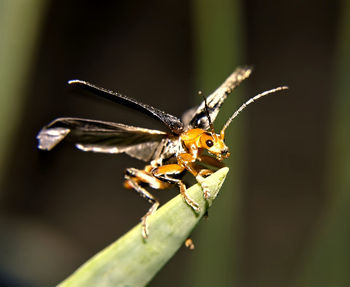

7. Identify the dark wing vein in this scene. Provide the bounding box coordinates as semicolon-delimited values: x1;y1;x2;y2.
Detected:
37;117;167;161
69;80;184;134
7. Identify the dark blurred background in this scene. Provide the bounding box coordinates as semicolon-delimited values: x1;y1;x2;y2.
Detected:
1;0;349;286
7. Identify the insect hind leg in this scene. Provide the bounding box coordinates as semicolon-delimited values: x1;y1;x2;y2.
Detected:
124;167;169;239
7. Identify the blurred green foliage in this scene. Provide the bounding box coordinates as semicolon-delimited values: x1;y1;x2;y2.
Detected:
0;0;47;185
296;1;350;286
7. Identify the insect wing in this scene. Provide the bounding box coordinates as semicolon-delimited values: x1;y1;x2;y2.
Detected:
69;80;184;134
182;66;252;130
37;117;167;162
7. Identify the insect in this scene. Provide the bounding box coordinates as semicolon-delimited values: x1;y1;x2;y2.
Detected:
37;67;287;238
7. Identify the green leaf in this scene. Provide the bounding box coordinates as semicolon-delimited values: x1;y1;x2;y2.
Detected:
57;167;229;287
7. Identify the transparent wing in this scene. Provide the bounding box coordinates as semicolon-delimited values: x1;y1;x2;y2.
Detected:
69;80;184;134
37;117;167;162
182;66;252;130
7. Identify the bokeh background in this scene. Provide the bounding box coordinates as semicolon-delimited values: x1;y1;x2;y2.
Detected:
0;0;349;286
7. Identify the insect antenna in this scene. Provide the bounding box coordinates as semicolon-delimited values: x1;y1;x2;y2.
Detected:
220;86;288;139
199;91;215;133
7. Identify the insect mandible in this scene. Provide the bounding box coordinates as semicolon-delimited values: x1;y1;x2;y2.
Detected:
37;67;287;238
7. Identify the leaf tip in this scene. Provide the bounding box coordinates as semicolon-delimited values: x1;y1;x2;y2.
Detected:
204;167;229;205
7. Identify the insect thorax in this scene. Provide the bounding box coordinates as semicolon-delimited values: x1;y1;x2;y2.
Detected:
150;137;184;167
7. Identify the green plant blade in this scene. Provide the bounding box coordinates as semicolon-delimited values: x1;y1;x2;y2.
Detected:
58;167;229;287
190;0;244;285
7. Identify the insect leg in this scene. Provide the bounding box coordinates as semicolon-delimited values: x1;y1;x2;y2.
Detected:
177;153;213;199
188;165;213;199
188;162;213;178
124;167;169;239
125;167;171;190
152;164;200;213
194;155;226;199
197;154;226;169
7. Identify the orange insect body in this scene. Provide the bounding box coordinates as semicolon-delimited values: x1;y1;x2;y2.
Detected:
36;67;288;239
181;128;230;162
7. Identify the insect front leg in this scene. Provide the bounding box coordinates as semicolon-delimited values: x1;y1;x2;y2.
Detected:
197;154;226;169
177;152;213;199
194;171;212;199
195;154;226;199
124;166;170;239
152;164;200;213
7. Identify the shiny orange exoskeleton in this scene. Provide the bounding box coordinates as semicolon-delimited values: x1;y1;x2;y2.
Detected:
122;127;230;237
37;67;287;238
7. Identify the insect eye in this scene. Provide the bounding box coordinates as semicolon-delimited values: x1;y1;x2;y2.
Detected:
206;139;214;147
